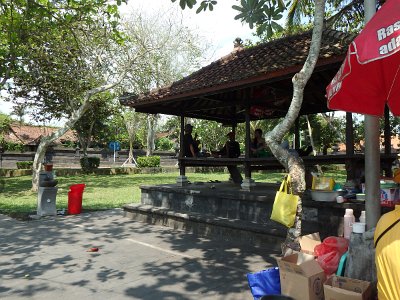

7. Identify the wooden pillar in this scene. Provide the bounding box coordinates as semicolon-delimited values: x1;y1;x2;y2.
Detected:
345;112;356;181
176;115;188;186
241;106;255;190
384;106;391;155
384;106;392;177
346;113;354;155
244;107;251;178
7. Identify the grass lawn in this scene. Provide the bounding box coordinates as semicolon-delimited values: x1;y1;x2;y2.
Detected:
0;169;346;217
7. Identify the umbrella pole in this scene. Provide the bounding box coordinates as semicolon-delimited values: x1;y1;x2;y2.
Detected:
364;0;380;230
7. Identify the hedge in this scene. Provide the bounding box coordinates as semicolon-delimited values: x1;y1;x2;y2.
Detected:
137;156;160;168
16;161;33;169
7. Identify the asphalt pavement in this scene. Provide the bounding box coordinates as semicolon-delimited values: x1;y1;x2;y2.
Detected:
0;209;280;300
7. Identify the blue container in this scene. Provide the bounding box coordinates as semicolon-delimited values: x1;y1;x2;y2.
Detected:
247;267;281;300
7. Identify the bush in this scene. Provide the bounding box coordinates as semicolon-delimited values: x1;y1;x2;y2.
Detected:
80;157;100;173
5;141;24;152
137;156;160;168
16;161;33;169
155;137;173;151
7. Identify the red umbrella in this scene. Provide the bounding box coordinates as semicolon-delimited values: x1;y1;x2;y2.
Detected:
326;0;400;116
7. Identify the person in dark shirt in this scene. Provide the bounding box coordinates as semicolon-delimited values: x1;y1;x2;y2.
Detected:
183;123;198;157
217;131;243;184
220;132;241;158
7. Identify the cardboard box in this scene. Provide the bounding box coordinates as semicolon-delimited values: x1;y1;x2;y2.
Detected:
324;275;372;300
299;232;321;256
276;252;326;300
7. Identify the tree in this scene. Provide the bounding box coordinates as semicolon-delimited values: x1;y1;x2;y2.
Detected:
171;0;332;253
117;8;207;156
0;113;12;145
73;93;118;156
122;109;142;165
2;0;136;191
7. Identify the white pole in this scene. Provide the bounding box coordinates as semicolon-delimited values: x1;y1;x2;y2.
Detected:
113;143;116;163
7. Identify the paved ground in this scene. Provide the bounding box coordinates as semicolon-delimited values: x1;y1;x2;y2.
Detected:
0;209;280;300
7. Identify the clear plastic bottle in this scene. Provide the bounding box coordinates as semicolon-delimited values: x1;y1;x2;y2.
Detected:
359;210;366;223
344;208;355;239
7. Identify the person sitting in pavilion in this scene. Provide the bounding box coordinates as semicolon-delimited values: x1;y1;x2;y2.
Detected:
183;123;199;157
213;131;243;184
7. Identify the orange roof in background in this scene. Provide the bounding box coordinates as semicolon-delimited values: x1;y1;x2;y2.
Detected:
5;123;77;145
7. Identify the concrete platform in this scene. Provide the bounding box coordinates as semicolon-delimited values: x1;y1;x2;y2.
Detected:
123;181;294;249
0;209;280;299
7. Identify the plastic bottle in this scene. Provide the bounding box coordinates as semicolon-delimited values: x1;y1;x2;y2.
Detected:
344;208;355;239
359;210;366;223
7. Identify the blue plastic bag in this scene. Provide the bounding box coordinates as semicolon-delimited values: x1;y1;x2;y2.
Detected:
247;267;281;300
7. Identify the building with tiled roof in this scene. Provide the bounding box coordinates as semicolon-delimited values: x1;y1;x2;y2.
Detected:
120;29;354;123
4;123;77;151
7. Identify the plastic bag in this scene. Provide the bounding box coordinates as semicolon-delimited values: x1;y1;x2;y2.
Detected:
323;236;349;255
270;175;299;228
314;237;348;256
317;251;341;275
314;236;349;275
247;267;281;300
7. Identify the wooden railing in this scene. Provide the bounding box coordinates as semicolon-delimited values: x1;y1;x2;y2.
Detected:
179;153;397;179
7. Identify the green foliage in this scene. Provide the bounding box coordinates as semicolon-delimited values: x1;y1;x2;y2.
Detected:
136;156;161;168
80;157;101;173
16;161;33;169
155;137;173;151
73;93;119;153
0;113;11;134
2;0;126;123
170;0;370;39
4;141;24;152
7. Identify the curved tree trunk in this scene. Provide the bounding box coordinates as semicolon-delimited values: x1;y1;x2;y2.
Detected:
31;81;123;191
146;114;157;156
265;0;325;255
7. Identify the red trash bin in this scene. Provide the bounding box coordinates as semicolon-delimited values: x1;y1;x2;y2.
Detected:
68;184;86;214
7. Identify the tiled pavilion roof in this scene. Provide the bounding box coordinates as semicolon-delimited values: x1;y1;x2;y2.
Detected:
121;29;353;123
5;123;77;146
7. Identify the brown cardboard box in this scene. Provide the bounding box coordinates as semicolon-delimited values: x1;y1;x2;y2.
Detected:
324;275;372;300
276;252;326;300
299;232;321;256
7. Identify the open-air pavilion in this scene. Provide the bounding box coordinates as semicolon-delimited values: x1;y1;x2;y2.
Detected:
120;29;396;245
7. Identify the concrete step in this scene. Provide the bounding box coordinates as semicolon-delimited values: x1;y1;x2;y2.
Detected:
123;204;286;250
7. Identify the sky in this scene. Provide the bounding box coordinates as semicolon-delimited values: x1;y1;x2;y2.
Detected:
121;1;258;62
0;1;257;122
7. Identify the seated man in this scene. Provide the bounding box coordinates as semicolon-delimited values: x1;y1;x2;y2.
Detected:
217;132;241;158
183;123;199;157
216;132;243;184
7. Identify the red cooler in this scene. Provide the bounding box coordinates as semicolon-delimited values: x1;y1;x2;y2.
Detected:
68;184;86;214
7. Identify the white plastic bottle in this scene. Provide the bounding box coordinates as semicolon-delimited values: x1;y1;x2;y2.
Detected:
359;210;366;223
344;208;355;239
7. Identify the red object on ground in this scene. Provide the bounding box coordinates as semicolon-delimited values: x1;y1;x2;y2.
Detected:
87;247;99;252
68;184;86;214
326;0;400;116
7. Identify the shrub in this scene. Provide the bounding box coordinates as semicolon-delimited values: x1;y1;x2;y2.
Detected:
80;156;100;173
137;156;160;168
5;141;24;152
16;161;33;169
155;137;173;151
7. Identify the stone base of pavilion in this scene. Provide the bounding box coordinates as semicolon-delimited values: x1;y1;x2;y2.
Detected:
123;181;368;248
